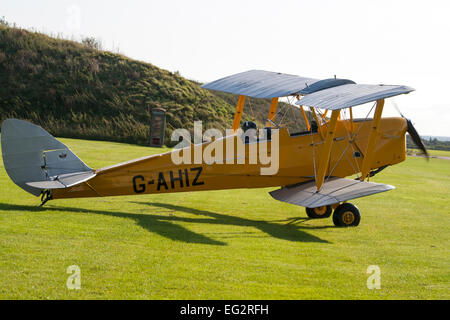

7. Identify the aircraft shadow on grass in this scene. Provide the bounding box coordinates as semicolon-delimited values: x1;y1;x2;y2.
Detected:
0;202;332;246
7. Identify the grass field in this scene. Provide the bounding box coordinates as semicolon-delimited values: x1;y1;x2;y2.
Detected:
408;148;450;158
426;149;450;157
0;138;449;299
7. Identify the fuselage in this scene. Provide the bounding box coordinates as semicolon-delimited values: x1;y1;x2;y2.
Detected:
52;117;407;199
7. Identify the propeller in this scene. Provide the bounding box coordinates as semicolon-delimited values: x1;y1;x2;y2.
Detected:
392;101;429;159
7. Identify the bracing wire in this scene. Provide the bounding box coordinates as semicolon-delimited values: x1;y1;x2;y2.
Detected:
247;97;256;122
324;102;377;183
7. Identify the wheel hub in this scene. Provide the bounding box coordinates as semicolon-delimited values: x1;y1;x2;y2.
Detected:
314;206;327;216
342;211;355;225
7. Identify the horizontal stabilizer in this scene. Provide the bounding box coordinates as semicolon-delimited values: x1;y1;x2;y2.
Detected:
26;171;96;189
270;177;394;208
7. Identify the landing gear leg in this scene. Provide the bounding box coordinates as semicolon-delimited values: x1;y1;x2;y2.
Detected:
332;203;361;227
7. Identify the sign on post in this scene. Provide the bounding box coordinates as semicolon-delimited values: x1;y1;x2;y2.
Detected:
149;108;166;147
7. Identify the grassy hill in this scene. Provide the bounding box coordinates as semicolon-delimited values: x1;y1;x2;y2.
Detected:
0;137;448;299
0;20;307;146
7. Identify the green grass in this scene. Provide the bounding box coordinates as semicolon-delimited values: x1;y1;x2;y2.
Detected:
408;148;450;158
0;138;449;299
425;149;450;157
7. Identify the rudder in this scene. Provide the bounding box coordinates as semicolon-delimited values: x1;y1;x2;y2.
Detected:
1;119;95;197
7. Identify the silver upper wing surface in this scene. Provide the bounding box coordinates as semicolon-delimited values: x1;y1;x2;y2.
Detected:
201;70;318;98
295;83;415;110
201;70;414;108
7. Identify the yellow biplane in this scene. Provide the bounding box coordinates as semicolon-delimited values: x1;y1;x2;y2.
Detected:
1;70;428;227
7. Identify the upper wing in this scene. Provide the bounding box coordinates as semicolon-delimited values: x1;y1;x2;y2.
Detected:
201;70;413;106
269;177;394;208
201;70;318;98
296;83;414;110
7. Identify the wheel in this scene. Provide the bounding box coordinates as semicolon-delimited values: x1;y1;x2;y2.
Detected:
332;203;361;227
305;205;332;219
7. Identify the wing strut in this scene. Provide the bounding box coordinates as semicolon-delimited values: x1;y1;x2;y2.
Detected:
315;110;340;191
309;107;324;139
265;98;279;127
295;96;311;131
299;105;310;131
232;95;246;131
349;107;354;133
360;99;384;180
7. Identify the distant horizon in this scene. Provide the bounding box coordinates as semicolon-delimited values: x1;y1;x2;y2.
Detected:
421;135;450;142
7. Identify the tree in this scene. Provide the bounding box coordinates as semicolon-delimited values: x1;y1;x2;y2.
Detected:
81;37;102;50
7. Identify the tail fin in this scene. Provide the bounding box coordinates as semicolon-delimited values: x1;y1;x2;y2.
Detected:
1;119;95;197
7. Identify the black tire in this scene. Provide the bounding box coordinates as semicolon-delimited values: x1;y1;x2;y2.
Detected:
332;208;342;226
305;205;332;219
333;203;361;227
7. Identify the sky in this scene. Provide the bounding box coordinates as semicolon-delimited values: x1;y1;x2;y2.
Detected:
2;0;450;136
